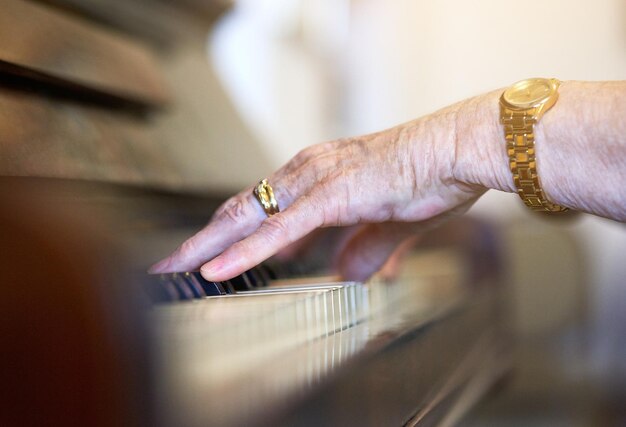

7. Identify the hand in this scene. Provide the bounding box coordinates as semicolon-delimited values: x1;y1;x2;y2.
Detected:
151;81;626;280
149;98;495;281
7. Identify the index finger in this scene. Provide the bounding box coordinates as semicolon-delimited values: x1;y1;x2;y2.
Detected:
148;166;315;273
148;142;342;274
148;189;267;273
199;192;326;281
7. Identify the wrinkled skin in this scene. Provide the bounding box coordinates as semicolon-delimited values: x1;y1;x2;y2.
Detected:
150;81;626;281
150;102;480;281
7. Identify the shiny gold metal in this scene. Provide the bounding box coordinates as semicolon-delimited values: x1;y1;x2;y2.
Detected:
500;78;568;213
253;179;280;217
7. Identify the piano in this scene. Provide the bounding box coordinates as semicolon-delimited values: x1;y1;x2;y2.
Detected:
0;1;512;426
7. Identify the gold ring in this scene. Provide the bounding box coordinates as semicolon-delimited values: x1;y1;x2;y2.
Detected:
253;179;280;217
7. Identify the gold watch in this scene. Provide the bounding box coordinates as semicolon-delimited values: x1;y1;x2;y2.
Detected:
500;78;568;213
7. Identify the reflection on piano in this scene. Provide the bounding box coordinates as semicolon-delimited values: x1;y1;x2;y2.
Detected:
0;1;512;426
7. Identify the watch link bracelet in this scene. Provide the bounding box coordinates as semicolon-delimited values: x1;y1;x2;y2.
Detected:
499;78;568;213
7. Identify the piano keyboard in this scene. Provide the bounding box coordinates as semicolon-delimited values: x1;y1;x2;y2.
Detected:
147;251;473;427
144;267;275;302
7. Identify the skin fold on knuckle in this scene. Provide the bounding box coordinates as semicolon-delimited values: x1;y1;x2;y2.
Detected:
288;146;316;172
176;238;199;265
216;196;248;224
289;140;339;173
271;177;298;208
306;150;344;183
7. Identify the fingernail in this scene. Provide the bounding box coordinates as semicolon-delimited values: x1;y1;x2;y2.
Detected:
148;258;170;274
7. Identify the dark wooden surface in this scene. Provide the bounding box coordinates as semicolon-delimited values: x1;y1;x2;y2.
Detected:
0;0;273;193
0;85;182;188
38;0;231;48
0;0;170;107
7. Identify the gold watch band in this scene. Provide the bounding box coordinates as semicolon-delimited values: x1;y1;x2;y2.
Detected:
501;106;568;212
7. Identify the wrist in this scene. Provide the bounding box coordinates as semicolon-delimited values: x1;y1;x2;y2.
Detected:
452;90;516;194
449;81;625;220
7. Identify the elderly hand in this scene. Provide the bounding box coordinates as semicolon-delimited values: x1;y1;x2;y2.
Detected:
149;90;506;281
150;81;625;280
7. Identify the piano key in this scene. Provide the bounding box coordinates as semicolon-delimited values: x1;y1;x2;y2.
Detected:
258;263;278;281
155;288;341;346
181;272;207;298
227;271;254;291
220;280;236;294
237;283;365;332
240;269;260;288
207;282;227;296
161;277;182;302
252;265;272;286
188;272;227;296
169;273;195;300
247;267;266;288
142;275;178;303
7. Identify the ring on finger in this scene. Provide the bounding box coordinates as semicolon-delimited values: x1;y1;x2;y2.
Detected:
253;179;280;217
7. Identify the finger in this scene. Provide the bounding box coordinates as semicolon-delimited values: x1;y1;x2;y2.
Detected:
338;199;479;281
377;236;420;282
150;147;342;273
148;189;266;273
199;193;325;281
337;223;421;282
149;184;296;273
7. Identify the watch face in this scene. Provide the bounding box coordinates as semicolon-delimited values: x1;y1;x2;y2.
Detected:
503;78;556;109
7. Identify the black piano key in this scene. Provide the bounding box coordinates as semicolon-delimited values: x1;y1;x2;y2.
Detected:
170;273;195;300
213;282;227;295
246;268;264;288
144;259;301;303
253;266;272;287
228;272;254;291
197;281;226;296
258;263;278;281
181;272;207;298
152;275;186;302
189;272;227;296
220;281;236;294
160;277;182;301
143;275;177;303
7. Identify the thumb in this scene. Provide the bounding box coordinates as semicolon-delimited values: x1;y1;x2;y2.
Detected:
337;223;420;282
337;200;479;282
377;236;421;283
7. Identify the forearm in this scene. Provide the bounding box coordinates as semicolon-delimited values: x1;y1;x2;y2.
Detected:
454;80;626;221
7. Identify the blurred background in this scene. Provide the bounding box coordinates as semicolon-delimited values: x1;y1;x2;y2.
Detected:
205;0;626;424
